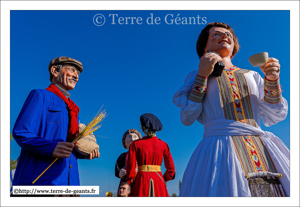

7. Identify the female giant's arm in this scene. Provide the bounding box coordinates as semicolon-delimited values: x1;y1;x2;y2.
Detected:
254;71;288;127
172;70;207;126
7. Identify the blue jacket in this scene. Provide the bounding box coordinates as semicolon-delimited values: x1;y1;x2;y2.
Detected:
13;89;81;185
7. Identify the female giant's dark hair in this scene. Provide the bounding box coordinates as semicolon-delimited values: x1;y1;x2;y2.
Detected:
196;22;240;59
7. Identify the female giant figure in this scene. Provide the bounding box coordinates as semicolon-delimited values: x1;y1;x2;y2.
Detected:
173;22;289;197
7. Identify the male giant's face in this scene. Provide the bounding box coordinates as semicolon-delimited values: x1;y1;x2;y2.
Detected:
204;27;234;57
51;64;80;91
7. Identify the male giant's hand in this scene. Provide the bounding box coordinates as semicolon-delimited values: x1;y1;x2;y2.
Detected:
53;142;74;158
260;57;280;80
197;52;223;77
88;149;100;160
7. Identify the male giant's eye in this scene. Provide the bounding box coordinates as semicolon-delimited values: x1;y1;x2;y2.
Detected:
213;33;220;37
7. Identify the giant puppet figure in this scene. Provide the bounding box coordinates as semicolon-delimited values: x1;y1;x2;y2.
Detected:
173;22;289;197
12;57;99;187
125;113;175;197
115;129;142;196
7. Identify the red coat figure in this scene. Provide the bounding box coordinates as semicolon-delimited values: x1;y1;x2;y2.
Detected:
125;113;175;197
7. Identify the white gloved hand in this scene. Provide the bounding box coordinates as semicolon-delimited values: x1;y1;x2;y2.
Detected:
119;168;127;178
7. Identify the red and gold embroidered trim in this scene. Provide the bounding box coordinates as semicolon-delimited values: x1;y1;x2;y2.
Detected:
188;75;207;103
264;77;282;104
217;67;277;178
217;66;256;126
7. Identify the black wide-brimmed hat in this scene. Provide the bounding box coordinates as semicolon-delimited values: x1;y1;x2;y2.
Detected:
140;113;163;131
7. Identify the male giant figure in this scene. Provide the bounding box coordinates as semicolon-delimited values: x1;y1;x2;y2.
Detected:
12;57;99;187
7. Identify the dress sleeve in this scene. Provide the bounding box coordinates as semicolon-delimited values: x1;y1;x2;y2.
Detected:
254;72;288;127
172;70;207;126
124;143;137;184
163;143;175;181
12;90;59;157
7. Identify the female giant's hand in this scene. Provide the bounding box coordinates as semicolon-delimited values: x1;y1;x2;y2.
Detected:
260;57;280;80
197;52;223;77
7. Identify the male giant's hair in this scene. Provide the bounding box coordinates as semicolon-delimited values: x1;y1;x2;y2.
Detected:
196;22;240;59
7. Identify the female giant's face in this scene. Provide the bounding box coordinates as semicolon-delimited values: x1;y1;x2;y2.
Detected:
204;27;234;58
125;133;139;149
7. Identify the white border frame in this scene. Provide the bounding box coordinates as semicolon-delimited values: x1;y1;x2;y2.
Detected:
1;1;299;206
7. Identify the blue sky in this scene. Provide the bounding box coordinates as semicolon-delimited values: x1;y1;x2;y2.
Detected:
9;9;291;197
7;8;293;201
